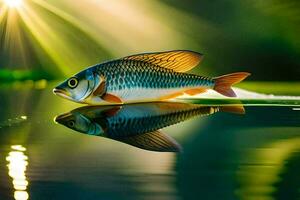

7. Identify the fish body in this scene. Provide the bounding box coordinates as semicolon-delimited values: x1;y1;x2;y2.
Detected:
87;103;219;137
53;50;250;105
57;103;219;137
87;59;214;103
55;102;244;152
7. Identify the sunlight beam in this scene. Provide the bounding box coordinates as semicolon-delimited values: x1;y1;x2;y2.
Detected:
4;0;23;8
18;3;73;75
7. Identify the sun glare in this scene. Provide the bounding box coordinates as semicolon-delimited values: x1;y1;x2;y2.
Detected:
4;0;23;8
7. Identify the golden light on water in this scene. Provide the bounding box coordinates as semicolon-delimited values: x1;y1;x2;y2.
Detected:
6;145;29;200
4;0;23;8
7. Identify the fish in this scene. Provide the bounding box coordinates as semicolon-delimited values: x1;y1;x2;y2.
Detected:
53;50;250;105
54;102;245;152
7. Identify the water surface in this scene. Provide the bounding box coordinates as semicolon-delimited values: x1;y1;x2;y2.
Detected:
0;83;299;200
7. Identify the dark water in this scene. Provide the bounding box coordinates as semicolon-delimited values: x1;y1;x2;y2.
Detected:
0;85;300;200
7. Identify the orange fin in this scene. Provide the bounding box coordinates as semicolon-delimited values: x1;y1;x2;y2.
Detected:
185;88;207;96
103;107;121;117
213;72;251;97
219;106;245;114
122;50;203;72
160;92;184;100
93;81;106;96
102;93;123;104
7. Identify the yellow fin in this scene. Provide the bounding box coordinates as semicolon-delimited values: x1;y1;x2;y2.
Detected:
122;50;203;72
185;88;208;96
119;131;182;152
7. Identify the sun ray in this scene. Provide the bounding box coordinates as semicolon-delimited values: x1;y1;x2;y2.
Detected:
0;6;8;23
0;1;30;69
17;4;72;75
16;0;116;76
4;0;23;8
1;0;208;78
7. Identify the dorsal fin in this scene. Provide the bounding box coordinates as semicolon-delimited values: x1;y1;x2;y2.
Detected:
118;131;182;152
122;50;203;72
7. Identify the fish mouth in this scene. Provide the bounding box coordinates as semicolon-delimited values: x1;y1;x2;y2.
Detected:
53;88;72;100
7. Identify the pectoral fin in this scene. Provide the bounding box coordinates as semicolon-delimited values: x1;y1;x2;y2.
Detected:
92;80;122;104
103;106;121;117
102;93;123;104
93;81;106;96
118;131;182;152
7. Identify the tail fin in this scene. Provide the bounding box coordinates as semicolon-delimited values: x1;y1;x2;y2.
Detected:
213;72;250;97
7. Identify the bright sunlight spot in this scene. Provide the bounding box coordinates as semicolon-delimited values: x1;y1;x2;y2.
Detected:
7;145;29;200
4;0;23;8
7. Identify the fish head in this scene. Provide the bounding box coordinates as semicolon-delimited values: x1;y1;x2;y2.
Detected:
53;69;103;103
55;111;105;136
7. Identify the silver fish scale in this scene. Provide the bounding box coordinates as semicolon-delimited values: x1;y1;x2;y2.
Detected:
93;60;215;92
105;106;219;137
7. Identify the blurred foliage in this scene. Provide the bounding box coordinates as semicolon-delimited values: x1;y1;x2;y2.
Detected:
161;0;300;80
238;82;300;96
0;69;54;81
0;0;299;81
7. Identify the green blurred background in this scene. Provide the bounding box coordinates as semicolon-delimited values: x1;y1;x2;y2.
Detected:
0;0;299;82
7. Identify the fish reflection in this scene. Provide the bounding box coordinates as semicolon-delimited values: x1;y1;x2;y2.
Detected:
55;102;244;152
6;145;29;200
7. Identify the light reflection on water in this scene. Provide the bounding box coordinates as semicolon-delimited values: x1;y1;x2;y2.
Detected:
236;138;300;200
6;145;29;200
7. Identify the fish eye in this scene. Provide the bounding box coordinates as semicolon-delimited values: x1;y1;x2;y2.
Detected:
68;120;75;127
68;77;78;89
